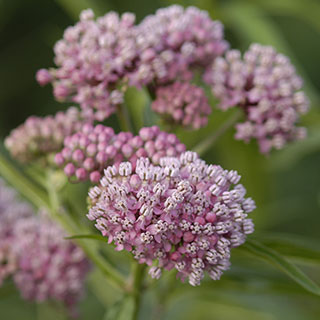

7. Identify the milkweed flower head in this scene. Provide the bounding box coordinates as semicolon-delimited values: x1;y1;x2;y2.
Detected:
152;82;212;129
0;179;33;237
130;5;228;86
204;44;309;153
0;180;90;313
55;125;186;183
87;151;256;286
36;9;138;121
5;107;85;164
12;213;90;313
0;178;33;284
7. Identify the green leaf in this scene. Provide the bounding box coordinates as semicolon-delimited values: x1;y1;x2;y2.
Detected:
269;127;320;171
253;233;320;265
165;292;274;320
88;269;121;308
142;89;160;127
37;302;67;320
125;87;149;131
0;282;16;299
254;0;320;34
65;234;107;242
241;239;320;296
104;296;135;320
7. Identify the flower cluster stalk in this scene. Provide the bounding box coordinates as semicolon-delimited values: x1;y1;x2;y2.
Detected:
193;110;242;156
131;263;146;320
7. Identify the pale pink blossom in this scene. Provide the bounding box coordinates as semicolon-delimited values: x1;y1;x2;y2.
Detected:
87;151;256;286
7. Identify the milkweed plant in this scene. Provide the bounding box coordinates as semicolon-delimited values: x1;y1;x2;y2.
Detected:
0;5;318;320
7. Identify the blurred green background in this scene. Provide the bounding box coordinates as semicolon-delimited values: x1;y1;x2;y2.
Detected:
1;0;320;319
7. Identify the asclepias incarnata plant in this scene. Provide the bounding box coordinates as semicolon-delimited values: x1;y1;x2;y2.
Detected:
0;5;317;320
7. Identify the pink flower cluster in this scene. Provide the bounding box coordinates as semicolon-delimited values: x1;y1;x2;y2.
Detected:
0;178;33;284
152;82;211;129
12;214;90;312
87;151;255;286
37;9;137;121
0;179;90;312
55;125;186;183
37;6;227;121
130;5;228;86
204;44;309;153
5;107;85;163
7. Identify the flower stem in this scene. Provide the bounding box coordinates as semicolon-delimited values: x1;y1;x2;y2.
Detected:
131;263;146;320
45;171;128;292
0;152;49;208
192;110;242;156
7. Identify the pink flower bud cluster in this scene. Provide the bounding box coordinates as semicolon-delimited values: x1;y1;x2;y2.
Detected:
36;9;137;121
5;107;85;163
152;82;211;129
87;151;256;286
204;44;309;153
130;5;228;86
0;178;33;285
0;179;33;238
12;214;90;313
55;125;186;183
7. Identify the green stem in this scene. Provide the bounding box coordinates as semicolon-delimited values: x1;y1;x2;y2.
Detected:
45;172;128;292
150;271;177;320
0;152;48;208
192;110;242;156
131;263;146;320
117;103;135;133
80;241;127;292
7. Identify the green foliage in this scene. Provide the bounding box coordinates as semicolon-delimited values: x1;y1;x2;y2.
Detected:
241;239;320;295
66;234;107;242
104;296;135;320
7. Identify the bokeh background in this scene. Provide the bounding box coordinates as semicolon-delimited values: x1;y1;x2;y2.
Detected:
1;0;320;319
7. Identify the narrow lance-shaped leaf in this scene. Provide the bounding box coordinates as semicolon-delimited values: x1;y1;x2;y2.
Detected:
254;0;320;34
241;239;320;296
104;296;135;320
65;234;107;242
252;233;320;265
